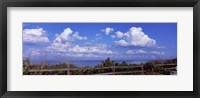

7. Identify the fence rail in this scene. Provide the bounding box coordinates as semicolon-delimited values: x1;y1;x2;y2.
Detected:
27;63;177;75
154;63;176;67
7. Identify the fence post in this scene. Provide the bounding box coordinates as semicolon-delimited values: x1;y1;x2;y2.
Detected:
141;64;144;75
112;64;115;75
67;64;70;75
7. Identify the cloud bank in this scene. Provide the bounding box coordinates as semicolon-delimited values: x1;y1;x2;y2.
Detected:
23;28;49;43
126;49;164;55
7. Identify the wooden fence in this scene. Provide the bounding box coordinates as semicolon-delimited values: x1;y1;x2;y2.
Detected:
27;63;177;75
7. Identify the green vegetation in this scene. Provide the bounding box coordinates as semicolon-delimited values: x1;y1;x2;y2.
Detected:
23;58;177;75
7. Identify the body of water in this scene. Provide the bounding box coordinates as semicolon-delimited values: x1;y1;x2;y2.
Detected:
31;60;150;66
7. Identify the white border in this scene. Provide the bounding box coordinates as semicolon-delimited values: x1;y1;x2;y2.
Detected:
7;7;193;91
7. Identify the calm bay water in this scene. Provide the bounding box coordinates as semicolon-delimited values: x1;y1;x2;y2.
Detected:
33;60;150;66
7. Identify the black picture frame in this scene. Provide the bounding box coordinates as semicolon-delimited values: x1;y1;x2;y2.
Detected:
0;0;200;98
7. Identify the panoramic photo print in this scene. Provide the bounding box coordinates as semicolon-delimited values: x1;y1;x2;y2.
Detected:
23;23;177;75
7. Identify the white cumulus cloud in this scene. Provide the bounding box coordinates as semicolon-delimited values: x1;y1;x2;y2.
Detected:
126;49;164;55
30;50;40;56
23;28;49;43
65;53;99;58
72;32;87;40
115;27;156;47
151;51;165;55
47;28;87;52
126;49;147;54
68;45;113;54
115;40;129;46
102;27;114;35
24;49;41;57
56;28;73;41
54;28;87;42
47;41;70;52
111;35;116;38
115;31;124;38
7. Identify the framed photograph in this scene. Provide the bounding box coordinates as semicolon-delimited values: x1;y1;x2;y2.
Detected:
0;0;199;98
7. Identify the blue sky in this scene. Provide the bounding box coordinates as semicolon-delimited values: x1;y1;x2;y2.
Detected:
23;23;177;62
